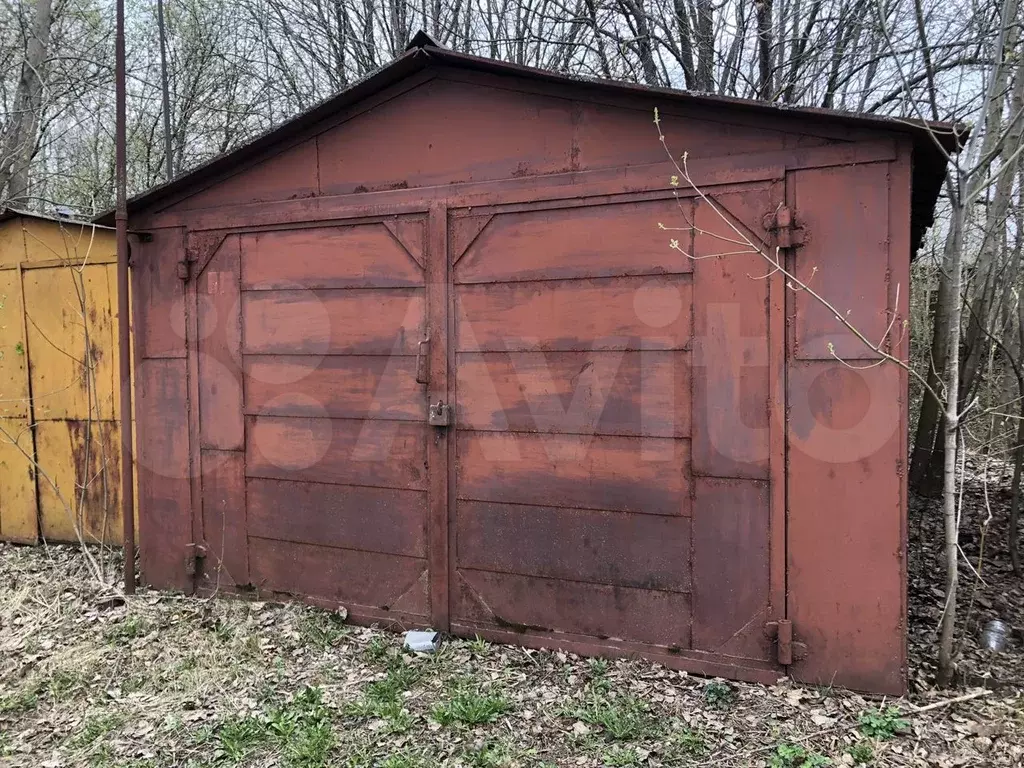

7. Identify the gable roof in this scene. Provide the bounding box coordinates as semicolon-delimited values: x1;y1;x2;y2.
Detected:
97;32;962;253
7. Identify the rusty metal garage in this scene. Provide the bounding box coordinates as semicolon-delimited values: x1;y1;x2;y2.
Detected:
105;33;958;695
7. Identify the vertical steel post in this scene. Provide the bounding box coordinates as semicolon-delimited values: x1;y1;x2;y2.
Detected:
116;0;136;594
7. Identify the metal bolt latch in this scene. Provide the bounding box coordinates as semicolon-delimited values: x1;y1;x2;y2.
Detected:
428;400;451;426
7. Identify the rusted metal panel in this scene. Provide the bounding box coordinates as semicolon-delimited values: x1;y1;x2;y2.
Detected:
220;214;434;622
0;417;37;542
245;356;421;420
454;569;692;647
454;199;692;282
200;449;247;587
457;431;690;516
175;139;318;212
449;195;697;657
36;419;122;543
242;289;425;355
457;350;691;437
456;275;692;352
0;215;126;545
248;536;428;617
692;477;772;661
793;162;891;360
23;263;118;422
316;79;576;196
104;44;955;243
690;185;776;479
785;154;910;694
133;228;186;359
787;360;905;694
240;224;423;289
135;357;192;591
0;269;29;421
248;477;427;557
572;96;801;171
246;415;427;489
457;501;691;591
198;235;243;451
0;253;36;542
137;141;905;235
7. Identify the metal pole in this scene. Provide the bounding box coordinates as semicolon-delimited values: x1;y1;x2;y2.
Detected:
116;0;136;595
157;0;173;180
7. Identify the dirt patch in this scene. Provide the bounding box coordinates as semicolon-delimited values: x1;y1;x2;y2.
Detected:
0;465;1021;767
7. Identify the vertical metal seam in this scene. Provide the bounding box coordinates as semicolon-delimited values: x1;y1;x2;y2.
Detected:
15;259;42;543
236;234;250;583
687;196;696;652
184;230;204;593
782;172;793;634
444;203;458;630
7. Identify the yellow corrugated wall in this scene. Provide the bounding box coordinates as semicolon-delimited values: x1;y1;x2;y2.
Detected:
0;213;127;544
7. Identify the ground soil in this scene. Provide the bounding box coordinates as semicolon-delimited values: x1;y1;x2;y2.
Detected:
0;465;1021;767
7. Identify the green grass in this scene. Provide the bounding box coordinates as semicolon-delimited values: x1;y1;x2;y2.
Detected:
104;615;148;642
857;706;909;740
566;692;656;741
601;745;645;766
0;687;39;715
467;635;491;656
432;686;510;726
668;727;707;758
71;713;124;747
46;669;85;701
769;743;831;768
213;685;336;767
702;680;736;709
463;740;519;767
344;657;422;732
340;745;434;768
363;635;392;665
847;741;874;764
299;612;348;650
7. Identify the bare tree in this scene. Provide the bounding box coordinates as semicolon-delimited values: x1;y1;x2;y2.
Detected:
0;0;53;205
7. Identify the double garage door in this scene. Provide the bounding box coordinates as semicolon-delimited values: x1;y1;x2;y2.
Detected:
194;184;786;682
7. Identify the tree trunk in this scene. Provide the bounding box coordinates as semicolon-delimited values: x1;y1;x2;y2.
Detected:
937;200;965;687
958;22;1023;407
1012;295;1024;577
695;0;714;91
756;0;774;99
910;229;956;496
0;0;54;205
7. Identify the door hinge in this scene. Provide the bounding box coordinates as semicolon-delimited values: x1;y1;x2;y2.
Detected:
766;620;808;666
176;260;190;280
185;543;206;580
765;205;807;250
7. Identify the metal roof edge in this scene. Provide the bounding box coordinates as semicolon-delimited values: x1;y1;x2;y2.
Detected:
3;205;115;230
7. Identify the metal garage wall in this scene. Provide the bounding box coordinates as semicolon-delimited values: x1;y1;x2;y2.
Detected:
0;212;126;545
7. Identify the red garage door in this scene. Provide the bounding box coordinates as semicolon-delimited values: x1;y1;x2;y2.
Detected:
196;216;436;624
192;182;787;681
448;187;785;679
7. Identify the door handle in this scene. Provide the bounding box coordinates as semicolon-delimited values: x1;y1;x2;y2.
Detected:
416;337;430;384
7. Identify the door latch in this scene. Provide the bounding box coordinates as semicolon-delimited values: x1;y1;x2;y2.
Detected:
415;337;430;384
428;400;451;426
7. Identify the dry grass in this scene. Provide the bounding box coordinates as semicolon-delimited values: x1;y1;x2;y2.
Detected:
0;541;1021;767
